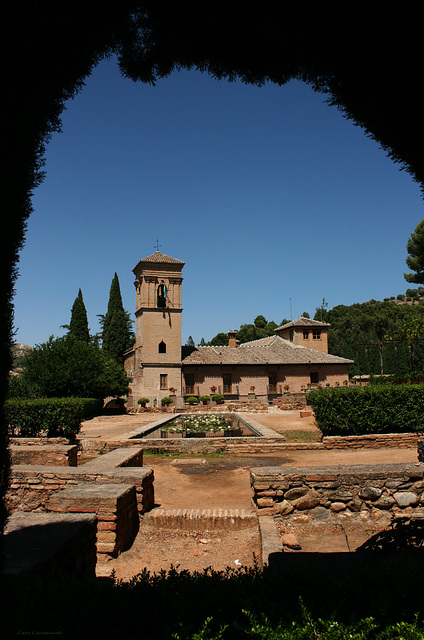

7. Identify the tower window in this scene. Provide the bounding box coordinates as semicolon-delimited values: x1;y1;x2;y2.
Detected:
303;330;309;340
157;282;167;308
160;374;168;390
158;341;166;353
310;372;319;384
312;330;321;340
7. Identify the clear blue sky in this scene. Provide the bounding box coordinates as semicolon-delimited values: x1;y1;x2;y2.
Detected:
13;56;424;347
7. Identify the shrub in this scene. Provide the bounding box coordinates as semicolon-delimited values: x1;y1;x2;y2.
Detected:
186;396;198;405
308;385;424;436
211;394;224;402
5;397;102;438
199;395;210;403
161;397;173;406
137;397;149;406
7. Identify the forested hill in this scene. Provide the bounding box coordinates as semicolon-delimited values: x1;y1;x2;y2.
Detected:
319;300;424;376
203;301;424;376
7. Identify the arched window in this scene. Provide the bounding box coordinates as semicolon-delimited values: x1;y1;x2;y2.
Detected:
158;341;166;353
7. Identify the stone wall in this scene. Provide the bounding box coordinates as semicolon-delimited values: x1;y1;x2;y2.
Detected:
322;433;420;449
273;393;307;410
251;463;424;519
10;444;78;467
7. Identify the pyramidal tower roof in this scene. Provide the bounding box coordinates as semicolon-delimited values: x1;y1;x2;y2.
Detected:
139;251;184;264
133;251;185;275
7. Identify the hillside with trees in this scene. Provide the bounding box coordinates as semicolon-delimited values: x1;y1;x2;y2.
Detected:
315;300;424;376
205;301;424;377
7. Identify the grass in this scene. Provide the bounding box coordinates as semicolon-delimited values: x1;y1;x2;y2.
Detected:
282;429;322;443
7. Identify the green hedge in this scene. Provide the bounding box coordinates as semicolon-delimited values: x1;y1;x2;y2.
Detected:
308;385;424;436
5;397;103;438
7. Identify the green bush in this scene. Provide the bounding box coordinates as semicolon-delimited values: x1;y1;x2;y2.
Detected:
308;385;424;436
137;397;149;406
211;394;224;402
186;396;198;405
5;397;102;438
199;395;210;403
161;396;173;406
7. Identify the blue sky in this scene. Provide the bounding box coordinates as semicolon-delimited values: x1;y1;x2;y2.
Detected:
13;56;424;347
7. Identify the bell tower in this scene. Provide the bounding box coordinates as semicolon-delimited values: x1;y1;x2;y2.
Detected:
125;251;184;404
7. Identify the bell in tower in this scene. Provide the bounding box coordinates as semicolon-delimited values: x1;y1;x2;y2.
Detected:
157;280;167;308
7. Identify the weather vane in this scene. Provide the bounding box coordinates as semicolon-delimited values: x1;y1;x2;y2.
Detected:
155;237;162;252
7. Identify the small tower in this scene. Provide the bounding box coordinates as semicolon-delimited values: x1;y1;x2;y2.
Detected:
124;251;185;404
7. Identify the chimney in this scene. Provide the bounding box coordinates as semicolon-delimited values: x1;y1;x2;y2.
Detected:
228;330;237;348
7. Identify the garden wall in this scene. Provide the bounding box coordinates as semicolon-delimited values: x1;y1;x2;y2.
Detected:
7;464;154;515
251;463;424;520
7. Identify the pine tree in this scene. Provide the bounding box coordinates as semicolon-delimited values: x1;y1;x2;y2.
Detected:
101;273;134;363
186;336;195;347
68;289;90;343
405;220;424;284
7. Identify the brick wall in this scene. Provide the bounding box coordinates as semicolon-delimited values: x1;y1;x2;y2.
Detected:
7;465;154;515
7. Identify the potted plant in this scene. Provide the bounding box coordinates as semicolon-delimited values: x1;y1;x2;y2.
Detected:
186;396;198;405
169;387;176;394
211;393;224;405
137;397;149;408
161;396;173;407
210;385;217;393
199;395;210;405
283;384;290;392
250;385;255;392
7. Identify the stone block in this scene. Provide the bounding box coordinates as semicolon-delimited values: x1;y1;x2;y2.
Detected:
374;496;396;510
330;502;347;512
293;491;320;511
257;497;274;508
393;492;419;508
277;500;294;515
358;487;382;501
284;487;309;501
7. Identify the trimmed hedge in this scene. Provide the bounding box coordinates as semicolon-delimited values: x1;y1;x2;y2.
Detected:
308;385;424;436
5;397;103;438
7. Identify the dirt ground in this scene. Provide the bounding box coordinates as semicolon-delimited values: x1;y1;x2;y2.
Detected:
83;411;419;580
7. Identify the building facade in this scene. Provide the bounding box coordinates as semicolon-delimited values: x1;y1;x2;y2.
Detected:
124;252;353;406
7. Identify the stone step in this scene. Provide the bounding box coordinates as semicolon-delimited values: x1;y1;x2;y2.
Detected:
143;507;257;530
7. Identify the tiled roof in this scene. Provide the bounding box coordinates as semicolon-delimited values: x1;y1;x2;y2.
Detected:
182;335;352;366
137;251;185;265
275;316;330;331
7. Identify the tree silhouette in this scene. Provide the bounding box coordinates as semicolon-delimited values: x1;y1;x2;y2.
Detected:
68;289;90;343
405;220;424;285
101;273;134;363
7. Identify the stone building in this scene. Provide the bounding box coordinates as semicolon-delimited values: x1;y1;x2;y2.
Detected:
124;251;353;406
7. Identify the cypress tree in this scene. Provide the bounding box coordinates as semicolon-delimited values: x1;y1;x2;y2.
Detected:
68;289;90;343
102;273;134;363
